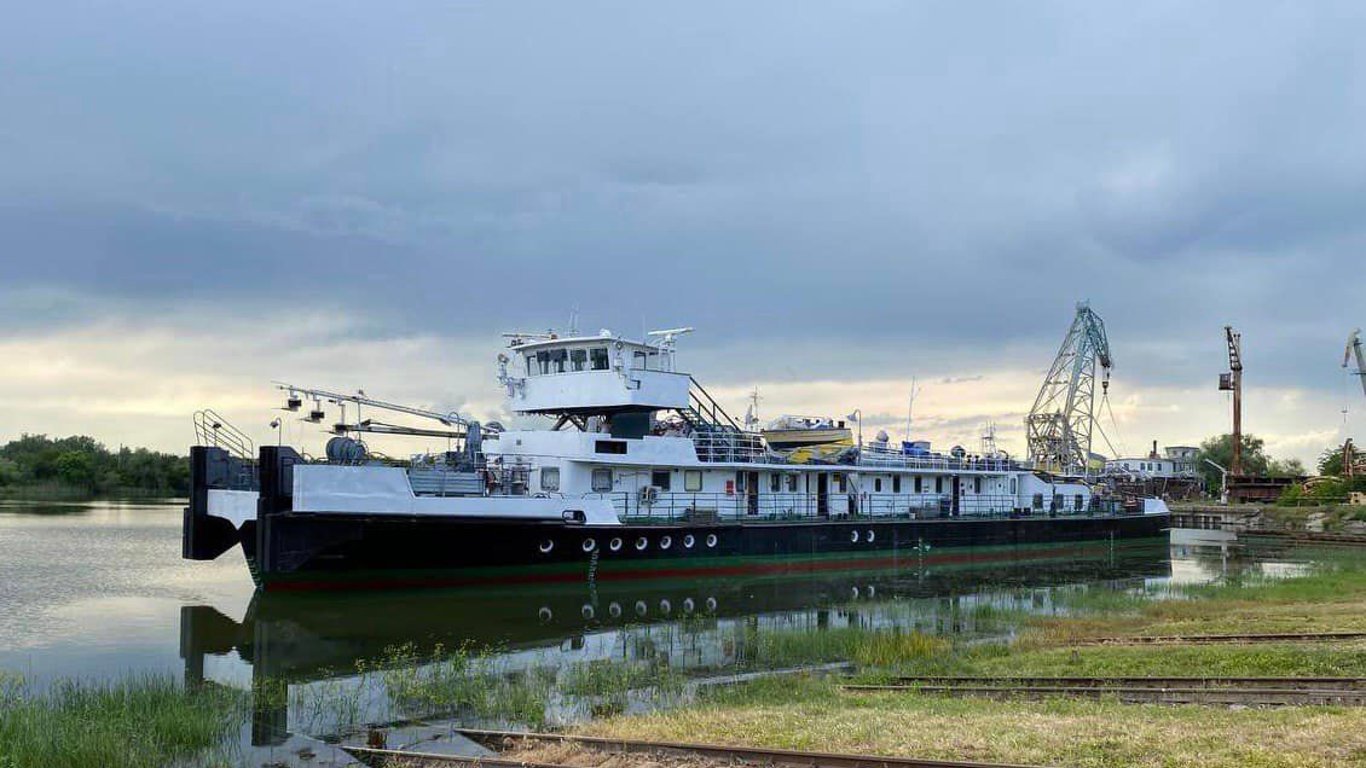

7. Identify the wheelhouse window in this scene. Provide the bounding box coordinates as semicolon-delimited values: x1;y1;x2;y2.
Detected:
570;349;588;371
633;350;650;370
550;348;567;373
591;468;613;492
651;470;671;491
684;470;702;492
540;467;560;492
590;347;610;370
536;350;551;375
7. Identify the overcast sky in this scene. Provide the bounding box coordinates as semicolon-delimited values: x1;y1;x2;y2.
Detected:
2;1;1364;464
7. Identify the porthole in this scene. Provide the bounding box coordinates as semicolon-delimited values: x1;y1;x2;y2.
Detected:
609;537;623;552
538;606;553;622
705;533;718;548
582;538;596;553
850;529;860;543
635;536;649;551
866;529;876;543
705;596;718;612
539;539;555;554
682;597;695;613
660;535;672;550
635;600;648;617
851;586;861;599
608;602;622;618
581;604;595;620
659;599;672;614
683;534;695;549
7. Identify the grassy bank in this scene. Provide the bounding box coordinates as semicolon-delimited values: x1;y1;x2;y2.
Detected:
0;673;244;768
588;676;1366;768
580;551;1366;767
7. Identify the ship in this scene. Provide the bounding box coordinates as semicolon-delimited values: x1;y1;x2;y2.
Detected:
183;326;1170;591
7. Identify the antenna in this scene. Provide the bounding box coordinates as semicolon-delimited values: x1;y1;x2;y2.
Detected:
903;377;921;443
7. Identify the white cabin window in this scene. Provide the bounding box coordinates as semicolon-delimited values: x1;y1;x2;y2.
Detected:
651;469;671;491
787;475;798;492
570;349;587;371
590;347;610;370
540;467;560;492
591;468;613;492
874;478;882;492
893;475;901;493
1074;494;1084;511
1010;478;1017;494
974;477;982;494
684;470;702;492
915;476;923;493
770;474;781;492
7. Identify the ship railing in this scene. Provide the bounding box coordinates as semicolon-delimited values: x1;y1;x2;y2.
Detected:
857;445;1019;472
590;491;1130;524
193;409;255;462
192;410;257;489
692;431;768;463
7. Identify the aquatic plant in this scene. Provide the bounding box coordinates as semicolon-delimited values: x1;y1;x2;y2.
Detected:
0;673;244;768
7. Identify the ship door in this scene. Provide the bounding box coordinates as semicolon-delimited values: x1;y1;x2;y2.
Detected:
745;471;760;515
816;473;829;518
951;476;962;517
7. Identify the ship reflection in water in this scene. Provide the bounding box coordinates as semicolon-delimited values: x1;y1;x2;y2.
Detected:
183;542;1189;746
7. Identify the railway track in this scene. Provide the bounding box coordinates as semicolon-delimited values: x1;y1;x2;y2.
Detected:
842;676;1366;706
873;675;1366;690
1072;630;1366;645
346;727;1049;768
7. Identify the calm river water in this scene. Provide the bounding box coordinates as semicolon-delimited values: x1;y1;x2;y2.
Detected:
0;499;1323;757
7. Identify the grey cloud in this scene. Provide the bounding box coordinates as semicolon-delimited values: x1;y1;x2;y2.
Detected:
2;1;1365;396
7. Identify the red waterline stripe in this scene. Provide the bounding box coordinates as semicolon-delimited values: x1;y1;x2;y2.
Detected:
265;541;1121;592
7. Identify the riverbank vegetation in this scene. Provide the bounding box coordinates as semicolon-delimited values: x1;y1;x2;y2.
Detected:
0;434;188;498
582;551;1366;768
0;672;243;768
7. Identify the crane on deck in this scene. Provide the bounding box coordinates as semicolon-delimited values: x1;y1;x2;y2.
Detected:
1025;302;1114;477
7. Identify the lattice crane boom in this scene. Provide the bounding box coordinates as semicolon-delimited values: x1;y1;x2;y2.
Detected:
1025;302;1113;476
1345;329;1366;400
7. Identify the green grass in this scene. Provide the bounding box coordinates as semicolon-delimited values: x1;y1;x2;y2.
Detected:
587;677;1366;768
0;672;244;768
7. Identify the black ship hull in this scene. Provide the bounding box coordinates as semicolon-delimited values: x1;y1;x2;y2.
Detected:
238;511;1168;591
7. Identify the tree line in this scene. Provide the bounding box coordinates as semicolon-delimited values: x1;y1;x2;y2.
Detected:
0;434;190;496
